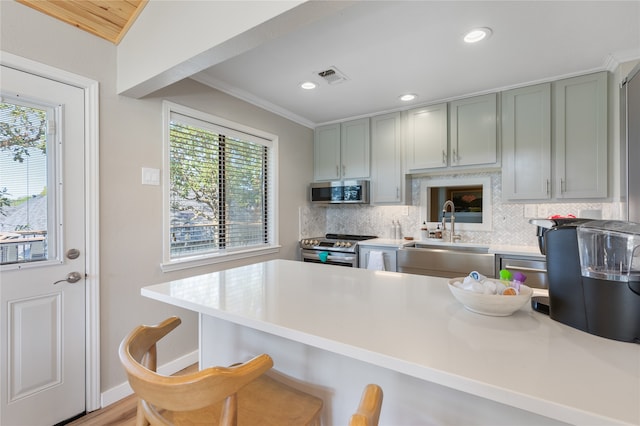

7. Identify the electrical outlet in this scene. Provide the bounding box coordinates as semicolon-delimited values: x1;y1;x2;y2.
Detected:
537;205;548;218
524;204;537;218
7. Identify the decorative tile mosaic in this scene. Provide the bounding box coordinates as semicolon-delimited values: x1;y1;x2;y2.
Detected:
299;171;623;248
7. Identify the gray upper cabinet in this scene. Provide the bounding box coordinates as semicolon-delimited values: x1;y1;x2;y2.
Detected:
554;72;608;199
502;83;552;200
371;112;409;204
502;72;608;201
313;118;370;181
449;93;498;168
313;123;341;180
405;103;448;171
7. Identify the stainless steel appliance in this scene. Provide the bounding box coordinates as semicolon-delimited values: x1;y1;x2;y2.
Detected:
533;219;640;343
299;234;376;267
310;180;369;204
621;63;640;222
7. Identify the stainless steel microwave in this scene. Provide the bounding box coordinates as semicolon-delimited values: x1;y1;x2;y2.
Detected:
310;180;370;204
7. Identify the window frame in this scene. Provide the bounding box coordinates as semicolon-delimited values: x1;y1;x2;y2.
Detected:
0;96;62;270
161;101;279;272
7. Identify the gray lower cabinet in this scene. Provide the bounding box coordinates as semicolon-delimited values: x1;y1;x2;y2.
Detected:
359;246;397;272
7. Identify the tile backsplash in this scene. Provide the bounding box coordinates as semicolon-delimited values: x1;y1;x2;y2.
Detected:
299;171;623;248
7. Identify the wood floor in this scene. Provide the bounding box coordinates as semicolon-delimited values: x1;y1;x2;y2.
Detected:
66;364;198;426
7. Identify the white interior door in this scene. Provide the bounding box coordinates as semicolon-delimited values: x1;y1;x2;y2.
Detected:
0;65;86;425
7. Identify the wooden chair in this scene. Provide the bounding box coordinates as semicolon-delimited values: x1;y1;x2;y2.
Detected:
349;384;383;426
118;316;323;426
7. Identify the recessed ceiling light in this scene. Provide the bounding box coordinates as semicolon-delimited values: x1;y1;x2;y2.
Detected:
399;94;417;102
300;81;317;90
464;27;492;43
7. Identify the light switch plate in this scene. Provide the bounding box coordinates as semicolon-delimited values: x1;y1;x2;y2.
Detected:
142;167;160;186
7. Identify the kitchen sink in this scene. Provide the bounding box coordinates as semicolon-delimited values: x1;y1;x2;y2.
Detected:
413;242;489;254
397;244;494;278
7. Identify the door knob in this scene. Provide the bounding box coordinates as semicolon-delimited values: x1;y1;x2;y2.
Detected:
53;271;83;285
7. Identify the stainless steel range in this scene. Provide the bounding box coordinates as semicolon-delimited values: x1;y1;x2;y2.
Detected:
299;234;377;267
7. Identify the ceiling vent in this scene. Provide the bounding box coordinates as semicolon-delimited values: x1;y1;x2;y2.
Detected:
317;66;349;85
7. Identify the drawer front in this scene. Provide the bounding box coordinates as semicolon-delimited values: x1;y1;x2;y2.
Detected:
497;256;548;289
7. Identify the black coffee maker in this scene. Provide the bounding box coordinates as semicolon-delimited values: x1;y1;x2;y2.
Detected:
531;219;640;343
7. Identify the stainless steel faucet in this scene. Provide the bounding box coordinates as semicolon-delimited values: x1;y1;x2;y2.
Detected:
441;200;461;243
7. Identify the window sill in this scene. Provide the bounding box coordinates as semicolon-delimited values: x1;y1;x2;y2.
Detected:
160;245;281;273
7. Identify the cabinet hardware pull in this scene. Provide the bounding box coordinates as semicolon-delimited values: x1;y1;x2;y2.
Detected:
442;149;446;164
453;148;457;163
503;265;546;273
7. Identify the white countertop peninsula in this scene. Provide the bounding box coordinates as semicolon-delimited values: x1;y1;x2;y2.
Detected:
142;260;639;425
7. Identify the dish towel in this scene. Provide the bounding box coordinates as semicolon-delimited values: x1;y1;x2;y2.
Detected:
367;251;385;271
318;251;329;263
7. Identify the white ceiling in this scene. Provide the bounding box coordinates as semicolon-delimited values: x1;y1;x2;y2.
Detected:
192;1;640;128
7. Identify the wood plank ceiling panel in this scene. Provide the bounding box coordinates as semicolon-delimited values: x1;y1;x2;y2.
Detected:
15;0;148;44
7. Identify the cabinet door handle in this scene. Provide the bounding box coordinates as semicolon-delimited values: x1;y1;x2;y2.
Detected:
336;165;339;177
546;179;550;195
560;178;565;193
503;264;547;274
442;149;446;165
453;148;458;163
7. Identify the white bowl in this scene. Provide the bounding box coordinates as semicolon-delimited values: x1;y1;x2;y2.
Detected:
447;278;533;316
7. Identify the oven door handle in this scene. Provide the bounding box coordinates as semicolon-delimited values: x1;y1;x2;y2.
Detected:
301;252;356;262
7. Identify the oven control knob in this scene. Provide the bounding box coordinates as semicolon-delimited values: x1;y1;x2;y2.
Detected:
344;242;352;247
302;239;307;245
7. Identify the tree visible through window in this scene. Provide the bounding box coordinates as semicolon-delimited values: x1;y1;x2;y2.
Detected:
0;101;49;265
167;106;274;261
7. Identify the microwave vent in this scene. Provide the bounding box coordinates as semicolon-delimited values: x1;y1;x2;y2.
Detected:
317;67;349;85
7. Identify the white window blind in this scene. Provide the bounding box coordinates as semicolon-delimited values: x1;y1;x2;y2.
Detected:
0;100;51;265
165;106;276;265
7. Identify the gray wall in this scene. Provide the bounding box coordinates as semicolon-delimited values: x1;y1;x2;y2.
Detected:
1;1;313;391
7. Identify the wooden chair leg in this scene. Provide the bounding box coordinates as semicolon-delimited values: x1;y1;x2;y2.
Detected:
219;394;238;426
135;399;149;426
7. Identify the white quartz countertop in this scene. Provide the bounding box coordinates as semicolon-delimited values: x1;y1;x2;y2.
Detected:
142;259;639;425
358;238;415;248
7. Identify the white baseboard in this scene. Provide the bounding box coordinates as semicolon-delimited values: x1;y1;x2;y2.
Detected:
100;350;198;408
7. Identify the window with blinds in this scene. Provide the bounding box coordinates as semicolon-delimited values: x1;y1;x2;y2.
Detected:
164;103;277;266
0;101;51;265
